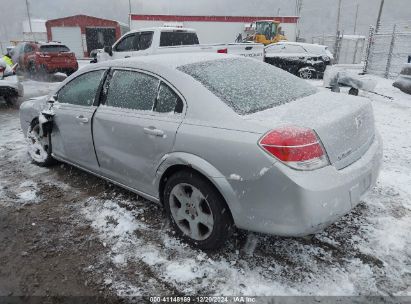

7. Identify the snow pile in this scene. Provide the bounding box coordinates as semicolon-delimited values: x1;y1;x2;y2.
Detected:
17;180;40;202
81;194;407;296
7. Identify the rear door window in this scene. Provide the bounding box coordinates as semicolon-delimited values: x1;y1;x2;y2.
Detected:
58;70;106;106
105;70;159;111
160;32;199;47
154;82;183;114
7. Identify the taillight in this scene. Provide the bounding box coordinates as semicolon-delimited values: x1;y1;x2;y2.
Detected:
217;48;228;54
0;67;4;79
258;126;330;171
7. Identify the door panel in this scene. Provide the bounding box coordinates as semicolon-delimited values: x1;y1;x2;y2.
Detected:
92;69;183;197
93;108;182;196
52;104;99;171
51;69;106;171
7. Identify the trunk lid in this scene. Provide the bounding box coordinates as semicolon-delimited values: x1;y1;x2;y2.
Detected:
244;91;375;170
46;52;74;63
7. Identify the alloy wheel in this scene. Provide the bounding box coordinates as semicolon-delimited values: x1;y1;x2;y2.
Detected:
169;183;214;241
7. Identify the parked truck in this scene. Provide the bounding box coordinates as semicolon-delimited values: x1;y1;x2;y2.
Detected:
94;27;265;63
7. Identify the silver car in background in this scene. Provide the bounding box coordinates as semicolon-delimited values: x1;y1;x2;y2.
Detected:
20;53;382;249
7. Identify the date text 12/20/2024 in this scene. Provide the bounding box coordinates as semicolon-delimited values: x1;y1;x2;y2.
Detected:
149;296;256;303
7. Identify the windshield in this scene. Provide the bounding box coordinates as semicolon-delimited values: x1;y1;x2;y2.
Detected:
178;58;317;115
160;31;199;47
256;22;277;39
39;45;70;53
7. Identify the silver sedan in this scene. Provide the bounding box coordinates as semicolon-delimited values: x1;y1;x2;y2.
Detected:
20;53;383;249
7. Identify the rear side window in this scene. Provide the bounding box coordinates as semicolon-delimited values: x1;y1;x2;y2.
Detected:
160;32;199;47
58;70;105;106
155;82;183;113
283;45;306;53
40;45;70;53
106;70;159;111
178;58;317;115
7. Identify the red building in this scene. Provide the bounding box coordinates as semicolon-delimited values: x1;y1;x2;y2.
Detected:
46;15;129;58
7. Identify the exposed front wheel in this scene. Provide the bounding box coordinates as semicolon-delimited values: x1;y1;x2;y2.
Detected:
164;170;233;250
27;119;55;167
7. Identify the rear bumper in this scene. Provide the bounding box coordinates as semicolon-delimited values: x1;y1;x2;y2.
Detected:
223;132;383;236
42;61;78;73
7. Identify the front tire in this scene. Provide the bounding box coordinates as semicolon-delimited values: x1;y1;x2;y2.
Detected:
298;66;317;79
164;170;233;250
27;119;55;167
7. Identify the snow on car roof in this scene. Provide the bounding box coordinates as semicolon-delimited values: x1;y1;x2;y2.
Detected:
95;53;238;70
127;27;197;34
268;41;328;49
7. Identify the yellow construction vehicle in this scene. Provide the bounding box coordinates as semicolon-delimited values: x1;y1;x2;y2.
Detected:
244;20;287;45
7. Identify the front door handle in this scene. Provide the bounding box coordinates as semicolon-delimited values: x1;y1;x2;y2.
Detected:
124;56;131;58
76;115;89;124
143;127;164;137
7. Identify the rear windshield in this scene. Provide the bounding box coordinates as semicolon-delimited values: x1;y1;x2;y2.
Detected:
178;58;317;115
160;31;199;47
39;45;70;53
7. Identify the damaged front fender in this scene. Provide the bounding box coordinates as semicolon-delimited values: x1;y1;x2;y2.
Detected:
39;106;55;137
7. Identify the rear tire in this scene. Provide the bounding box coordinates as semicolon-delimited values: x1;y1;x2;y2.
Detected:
27;118;55;167
164;170;233;250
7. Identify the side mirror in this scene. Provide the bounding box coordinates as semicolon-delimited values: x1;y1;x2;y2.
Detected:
103;45;113;56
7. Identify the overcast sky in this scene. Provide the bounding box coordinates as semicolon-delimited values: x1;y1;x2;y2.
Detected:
1;0;410;44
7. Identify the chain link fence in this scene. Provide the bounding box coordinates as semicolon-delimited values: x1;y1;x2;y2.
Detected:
363;22;411;78
312;34;366;65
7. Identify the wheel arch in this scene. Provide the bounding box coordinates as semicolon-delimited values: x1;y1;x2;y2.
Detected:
156;153;241;225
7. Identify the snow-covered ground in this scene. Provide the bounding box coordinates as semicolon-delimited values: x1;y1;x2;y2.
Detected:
0;72;409;298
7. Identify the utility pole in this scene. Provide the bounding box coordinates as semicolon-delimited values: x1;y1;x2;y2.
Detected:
25;0;34;41
336;0;342;34
128;0;132;29
295;0;303;41
353;3;359;34
334;0;343;63
375;0;385;33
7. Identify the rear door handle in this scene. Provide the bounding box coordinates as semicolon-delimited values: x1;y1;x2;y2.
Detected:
143;127;164;137
76;115;89;124
124;56;131;58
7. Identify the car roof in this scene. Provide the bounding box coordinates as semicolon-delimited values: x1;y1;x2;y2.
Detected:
273;41;327;49
126;27;197;34
93;53;238;70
